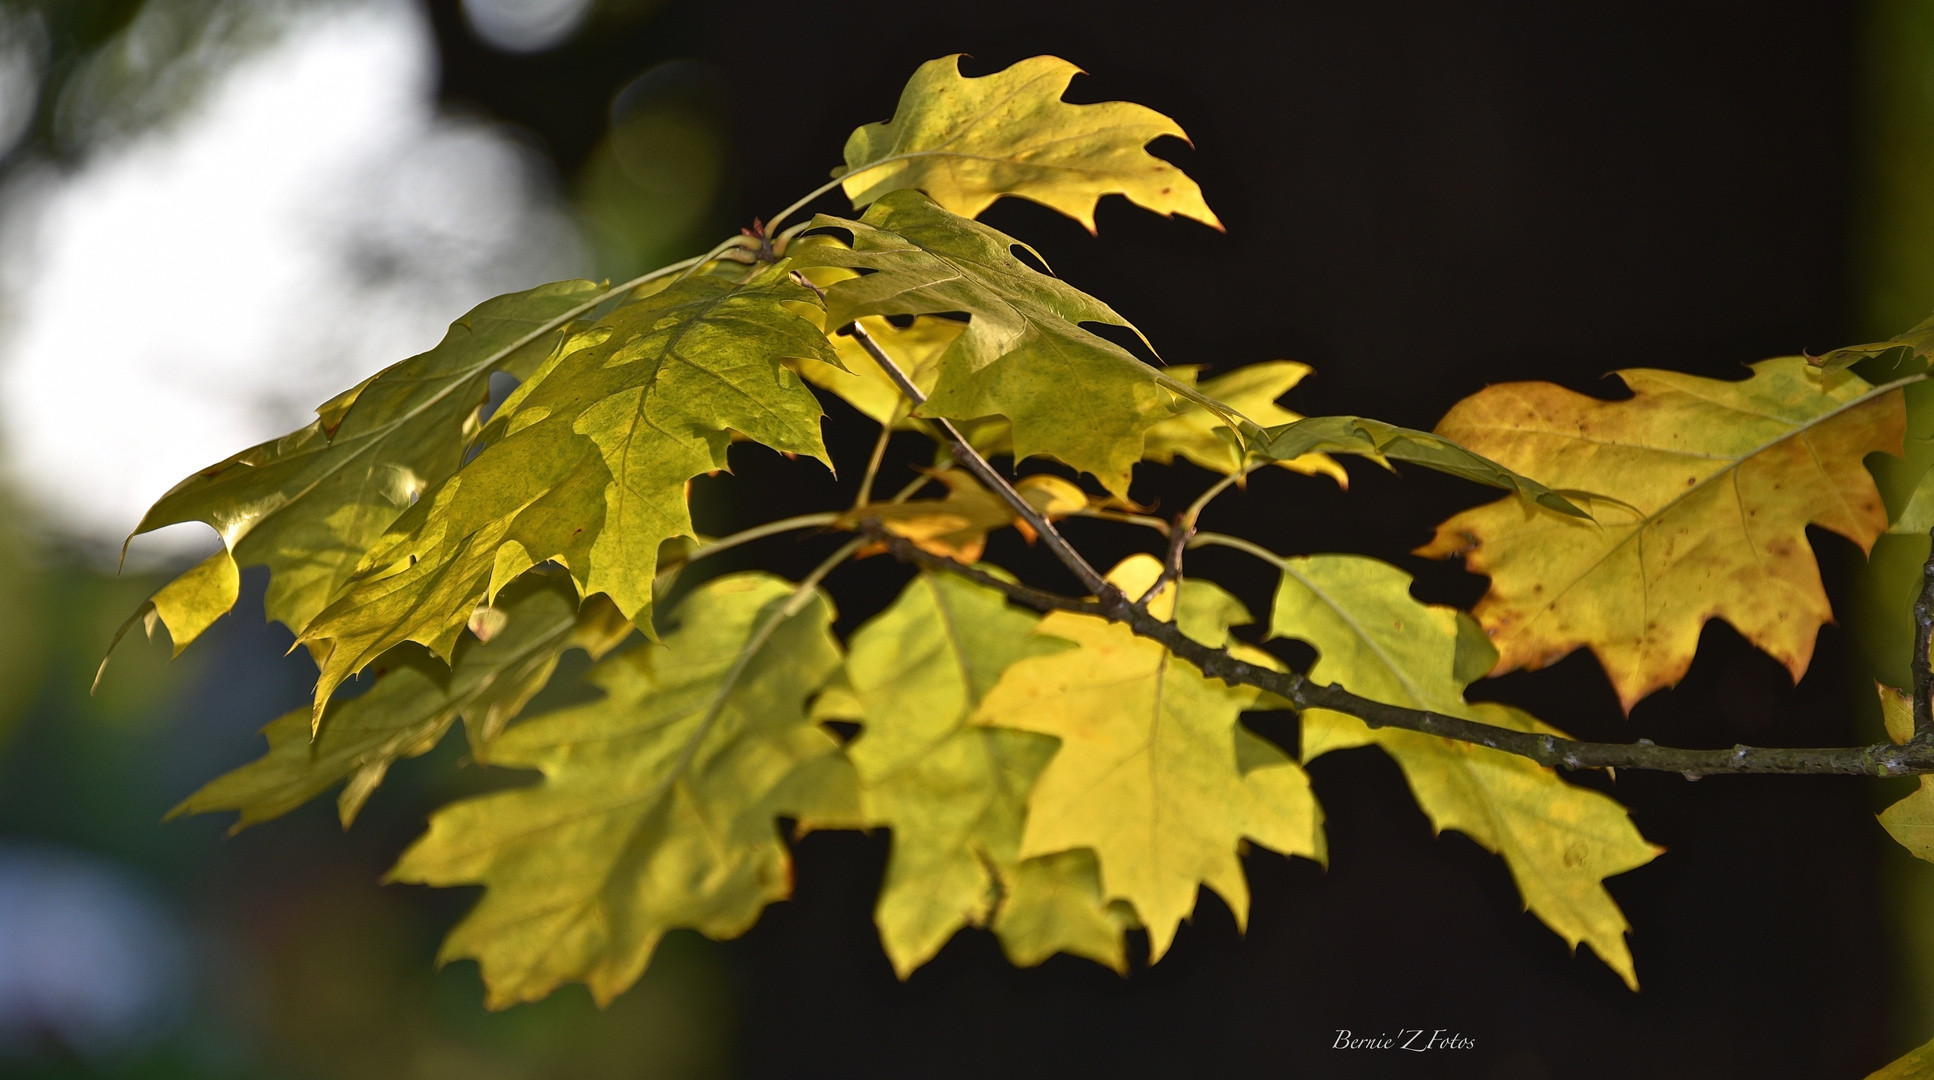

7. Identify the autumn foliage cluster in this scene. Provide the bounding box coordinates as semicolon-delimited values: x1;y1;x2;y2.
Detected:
93;53;1934;1074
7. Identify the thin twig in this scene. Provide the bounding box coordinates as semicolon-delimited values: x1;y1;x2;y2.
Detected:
855;424;893;509
794;277;1110;595
681;513;842;565
1181;464;1259;529
1140;514;1194;605
864;526;1934;778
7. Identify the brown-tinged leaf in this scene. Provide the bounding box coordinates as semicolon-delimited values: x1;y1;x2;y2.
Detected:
1418;357;1904;709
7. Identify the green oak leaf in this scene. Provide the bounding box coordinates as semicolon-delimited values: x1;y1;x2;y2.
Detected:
1144;362;1346;483
1258;414;1587;517
1810;311;1934;370
816;570;1133;975
124;280;605;648
840;54;1221;233
795;191;1175;494
1268;553;1660;989
169;573;632;831
389;572;850;1008
297;268;835;720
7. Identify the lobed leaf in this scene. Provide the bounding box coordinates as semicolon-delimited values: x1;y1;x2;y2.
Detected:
1258;414;1583;516
1268;553;1659;989
1416;357;1905;709
796;191;1176;494
297;268;835;720
1877;683;1934;863
169;575;631;831
817;570;1133;975
1808;311;1934;370
389;572;851;1008
840;54;1221;233
126;281;606;648
972;555;1325;962
835;470;1090;563
1142;362;1346;484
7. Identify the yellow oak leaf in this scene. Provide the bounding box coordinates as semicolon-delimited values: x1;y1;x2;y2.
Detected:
819;570;1131;975
841;55;1221;233
1143;362;1346;485
1876;682;1934;861
1417;357;1904;709
972;554;1324;962
389;572;850;1008
1270;553;1660;989
95;547;243;693
992;849;1140;970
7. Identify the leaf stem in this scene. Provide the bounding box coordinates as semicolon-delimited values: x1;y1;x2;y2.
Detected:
862;527;1934;777
763;152;954;238
855;424;893;509
853;320;1108;593
794;278;1110;595
1181;464;1261;529
683;513;842;565
1186;530;1284;566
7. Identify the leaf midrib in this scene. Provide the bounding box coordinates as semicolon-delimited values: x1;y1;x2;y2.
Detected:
1472;372;1919;634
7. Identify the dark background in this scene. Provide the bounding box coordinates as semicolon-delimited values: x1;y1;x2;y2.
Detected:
409;1;1902;1077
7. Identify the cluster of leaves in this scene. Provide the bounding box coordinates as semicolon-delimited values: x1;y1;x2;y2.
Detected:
106;55;1934;1043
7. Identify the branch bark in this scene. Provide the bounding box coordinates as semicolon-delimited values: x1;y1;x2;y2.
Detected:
832;311;1111;596
1915;523;1934;741
861;526;1934;778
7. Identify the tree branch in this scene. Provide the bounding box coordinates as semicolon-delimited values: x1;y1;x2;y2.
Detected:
861;526;1934;778
1915;523;1934;741
818;300;1111;596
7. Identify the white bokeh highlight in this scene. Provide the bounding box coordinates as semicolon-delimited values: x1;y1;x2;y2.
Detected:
460;0;596;53
0;0;586;560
